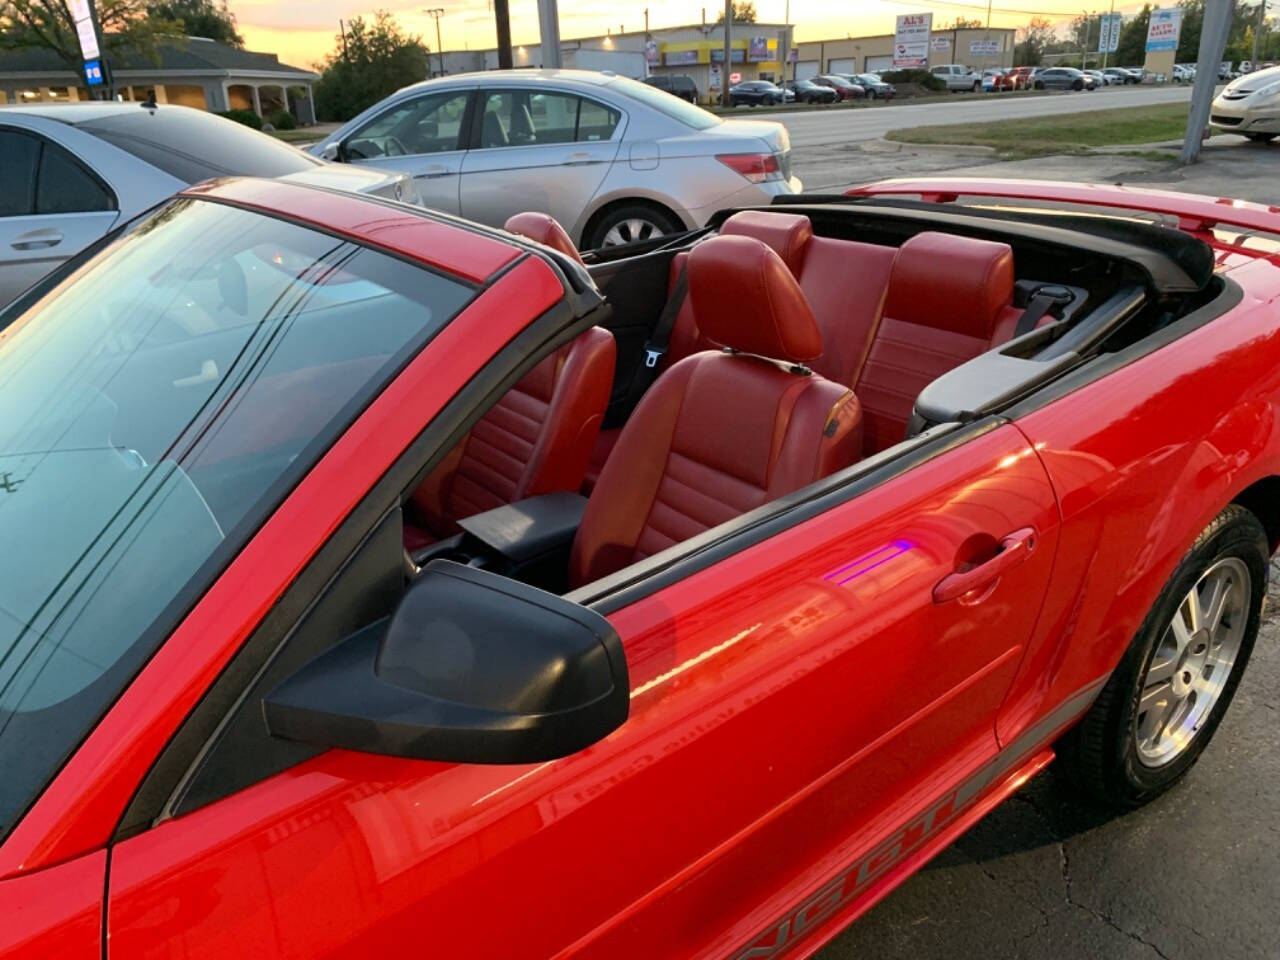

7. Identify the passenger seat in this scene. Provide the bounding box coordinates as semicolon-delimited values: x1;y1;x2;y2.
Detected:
569;234;862;586
403;213;616;550
853;231;1020;453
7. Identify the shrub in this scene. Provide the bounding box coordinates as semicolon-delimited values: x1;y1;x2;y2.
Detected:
880;69;945;91
219;108;263;130
267;108;297;130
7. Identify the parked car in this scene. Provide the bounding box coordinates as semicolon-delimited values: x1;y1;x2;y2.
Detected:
1172;63;1195;82
4;173;1280;959
640;73;698;103
812;74;866;100
930;63;983;92
1034;67;1091;90
785;78;838;103
311;70;801;250
1103;66;1140;84
1084;69;1112;87
1209;63;1280;142
853;73;896;98
0;102;417;308
1007;65;1035;88
728;80;785;107
982;68;1016;92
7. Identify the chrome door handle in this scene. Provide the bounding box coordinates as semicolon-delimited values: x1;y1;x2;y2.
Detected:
933;527;1038;604
560;154;602;166
11;230;63;251
419;166;456;179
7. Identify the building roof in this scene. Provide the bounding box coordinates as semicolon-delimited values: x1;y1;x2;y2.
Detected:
0;36;315;78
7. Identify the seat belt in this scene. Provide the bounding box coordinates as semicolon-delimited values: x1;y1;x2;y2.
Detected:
1013;285;1073;338
623;262;688;411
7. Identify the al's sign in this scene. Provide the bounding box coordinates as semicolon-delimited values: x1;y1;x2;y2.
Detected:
1146;8;1182;52
894;12;932;67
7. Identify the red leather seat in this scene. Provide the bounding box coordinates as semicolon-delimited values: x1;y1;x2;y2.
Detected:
853;231;1019;453
569;235;862;587
403;213;615;550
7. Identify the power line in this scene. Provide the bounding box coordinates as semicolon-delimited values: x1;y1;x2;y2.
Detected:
872;0;1125;21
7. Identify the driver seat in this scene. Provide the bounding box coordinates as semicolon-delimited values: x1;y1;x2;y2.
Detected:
569;234;862;587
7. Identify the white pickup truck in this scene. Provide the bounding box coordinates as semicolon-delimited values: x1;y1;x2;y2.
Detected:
930;63;983;92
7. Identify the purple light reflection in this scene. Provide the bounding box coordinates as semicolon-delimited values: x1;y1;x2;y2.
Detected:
823;540;914;587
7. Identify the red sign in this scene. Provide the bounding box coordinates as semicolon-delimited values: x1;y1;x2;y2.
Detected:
730;71;742;84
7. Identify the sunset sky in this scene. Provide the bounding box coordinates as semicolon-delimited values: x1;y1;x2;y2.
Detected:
230;0;1155;71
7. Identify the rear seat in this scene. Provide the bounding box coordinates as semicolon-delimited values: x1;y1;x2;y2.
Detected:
584;213;1023;486
854;231;1020;453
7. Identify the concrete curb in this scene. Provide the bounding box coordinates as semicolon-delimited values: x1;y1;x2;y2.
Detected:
865;138;998;157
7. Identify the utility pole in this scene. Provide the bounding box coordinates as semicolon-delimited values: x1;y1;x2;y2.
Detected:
644;7;649;32
1181;0;1233;163
494;0;513;68
1081;9;1089;70
1253;0;1266;67
783;0;791;85
537;0;562;67
339;18;348;61
1102;0;1115;70
424;8;444;77
722;0;732;106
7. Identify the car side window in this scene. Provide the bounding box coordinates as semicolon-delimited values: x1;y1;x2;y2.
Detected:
346;90;470;159
477;90;618;148
0;128;112;217
0;129;39;217
36;138;114;214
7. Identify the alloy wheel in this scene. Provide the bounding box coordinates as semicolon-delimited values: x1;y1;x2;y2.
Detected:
1133;557;1250;767
601;218;665;247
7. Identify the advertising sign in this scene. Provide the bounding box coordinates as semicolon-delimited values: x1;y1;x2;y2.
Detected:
1145;8;1181;52
644;39;659;64
894;12;932;68
83;58;104;86
730;71;742;84
931;36;950;51
788;47;798;62
969;39;1000;56
710;47;747;63
748;36;769;61
710;63;722;90
663;48;698;66
1097;12;1122;53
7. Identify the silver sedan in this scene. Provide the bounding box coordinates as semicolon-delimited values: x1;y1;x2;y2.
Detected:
310;69;802;249
0;103;417;307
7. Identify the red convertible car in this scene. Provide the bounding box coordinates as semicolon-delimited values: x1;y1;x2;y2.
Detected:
2;175;1278;959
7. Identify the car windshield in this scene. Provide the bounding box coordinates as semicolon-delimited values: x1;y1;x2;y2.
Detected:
608;75;720;129
0;198;472;834
77;108;321;184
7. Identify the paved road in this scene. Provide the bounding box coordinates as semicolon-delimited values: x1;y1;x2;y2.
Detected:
755;84;1198;149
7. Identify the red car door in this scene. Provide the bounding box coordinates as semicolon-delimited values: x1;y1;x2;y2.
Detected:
105;423;1059;959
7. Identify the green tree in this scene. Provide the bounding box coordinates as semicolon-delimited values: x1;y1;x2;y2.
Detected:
146;0;242;47
715;2;757;24
313;11;430;123
0;0;181;69
1014;16;1055;65
1114;3;1151;65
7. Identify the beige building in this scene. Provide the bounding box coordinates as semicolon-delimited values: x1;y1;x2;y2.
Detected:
791;26;1016;78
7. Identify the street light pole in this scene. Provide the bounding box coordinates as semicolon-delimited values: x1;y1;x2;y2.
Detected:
424;8;444;77
722;0;732;107
1253;0;1265;68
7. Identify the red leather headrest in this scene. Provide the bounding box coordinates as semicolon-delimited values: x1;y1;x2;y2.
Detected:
687;235;822;363
719;210;813;275
884;231;1015;339
504;212;584;265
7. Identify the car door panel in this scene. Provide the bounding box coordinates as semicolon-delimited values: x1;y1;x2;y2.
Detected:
0;851;104;960
106;424;1058;959
0;211;120;303
460;89;623;235
346;90;472;214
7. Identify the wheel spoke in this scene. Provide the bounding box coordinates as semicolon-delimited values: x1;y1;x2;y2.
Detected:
1169;606;1193;655
1186;588;1205;633
1204;575;1231;635
1146;653;1178;685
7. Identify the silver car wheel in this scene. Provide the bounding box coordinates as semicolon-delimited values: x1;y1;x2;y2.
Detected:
601;218;665;247
1134;557;1250;767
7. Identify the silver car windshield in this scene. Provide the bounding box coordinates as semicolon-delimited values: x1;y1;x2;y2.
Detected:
608;75;721;130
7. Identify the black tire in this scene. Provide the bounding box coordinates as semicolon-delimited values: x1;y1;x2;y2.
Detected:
1072;78;1083;90
972;80;981;92
1034;80;1045;90
583;202;683;250
1056;504;1269;809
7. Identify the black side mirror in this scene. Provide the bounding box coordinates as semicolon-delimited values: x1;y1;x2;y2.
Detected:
262;560;628;764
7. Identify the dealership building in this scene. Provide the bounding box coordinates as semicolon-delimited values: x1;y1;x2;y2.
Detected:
0;37;318;122
440;20;1016;102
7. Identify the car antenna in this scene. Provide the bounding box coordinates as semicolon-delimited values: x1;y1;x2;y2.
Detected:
140;91;158;109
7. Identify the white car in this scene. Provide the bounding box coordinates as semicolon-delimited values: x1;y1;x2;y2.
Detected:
1209;64;1280;142
930;63;983;92
0;103;418;307
310;69;801;249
